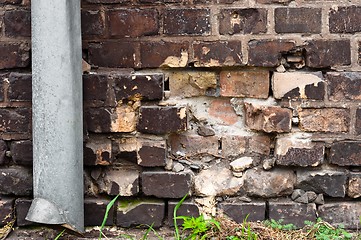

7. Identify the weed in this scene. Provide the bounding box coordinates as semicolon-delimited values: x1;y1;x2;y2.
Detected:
99;194;120;240
176;214;221;240
305;218;352;240
264;219;297;231
173;194;188;240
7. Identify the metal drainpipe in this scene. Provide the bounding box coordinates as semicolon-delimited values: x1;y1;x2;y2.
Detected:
26;0;84;233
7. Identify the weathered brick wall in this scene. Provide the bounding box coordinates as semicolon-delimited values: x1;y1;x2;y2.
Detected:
0;0;361;230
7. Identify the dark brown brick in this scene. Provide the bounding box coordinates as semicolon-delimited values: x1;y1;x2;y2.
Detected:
329;6;361;33
81;10;105;37
0;108;31;133
114;74;164;101
0;140;6;165
83;74;113;106
15;198;33;226
299;108;350;133
117;199;165;228
85;198;114;226
84;0;130;3
84;107;111;133
275;8;321;33
10;140;32;165
8;72;32;101
108;9;159;38
296;170;346;197
256;0;291;3
88;41;137;68
318;203;361;229
168;200;199;226
142;171;192;198
220;201;266;223
357;108;361;135
305;40;351;68
0;75;3;102
219;8;267;35
138;141;166;167
137;106;187;135
4;9;30;37
0;0;22;4
193;41;243;67
140;41;189;68
0;197;14;227
163;9;210;36
269;201;317;228
0;166;32;195
0;43;30;69
248;40;295;67
326;72;361;101
244;103;292;133
329;141;361;166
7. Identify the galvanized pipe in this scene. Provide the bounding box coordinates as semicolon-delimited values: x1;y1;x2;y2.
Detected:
27;0;84;232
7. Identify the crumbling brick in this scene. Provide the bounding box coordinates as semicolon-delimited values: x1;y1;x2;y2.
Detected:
348;172;361;198
84;137;112;166
137;140;166;167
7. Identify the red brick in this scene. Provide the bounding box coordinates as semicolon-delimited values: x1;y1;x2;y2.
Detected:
305;40;351;68
137;141;166;167
169;134;219;157
244;103;292;133
137;106;187;134
4;9;31;37
248;40;295;67
8;72;32;101
329;6;361;33
117;200;165;228
140;41;189;68
326;72;361;101
269;201;317;228
10;140;33;165
209;99;239;125
329;141;361;166
275;8;321;33
108;9;159;38
142;171;192;198
219;8;267;35
318;202;361;229
81;10;105;37
220;70;269;98
163;9;210;36
298;108;350;133
0;108;31;133
220;202;266;223
0;42;30;69
88;41;137;68
193;41;242;67
85;198;114;226
249;135;271;155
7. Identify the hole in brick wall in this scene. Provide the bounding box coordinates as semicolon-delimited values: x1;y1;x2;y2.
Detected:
218;139;222;150
164;77;170;91
324;146;331;164
281;47;306;69
265;201;270;220
269;71;274;98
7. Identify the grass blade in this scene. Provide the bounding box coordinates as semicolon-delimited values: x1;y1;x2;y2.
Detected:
174;194;188;240
99;194;120;240
54;229;65;240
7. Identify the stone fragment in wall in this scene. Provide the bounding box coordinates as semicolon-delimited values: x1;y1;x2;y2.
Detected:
306;191;317;202
329;141;361;166
111;104;137;132
137;140;166;167
326;72;361;101
244;102;292;133
168;71;217;97
84;137;112;166
268;201;317;228
194;164;244;196
318;202;361;229
244;168;296;198
296;170;346;197
314;194;324;205
117;199;165;228
97;167;139;196
170;134;219;158
294;193;308;204
230;157;253;172
272;72;325;100
221;135;247;158
291;189;305;200
298;108;350;133
82;59;91;73
172;162;185;172
348;173;361;198
195;196;217;217
262;158;275;170
275;133;324;167
197;126;215;137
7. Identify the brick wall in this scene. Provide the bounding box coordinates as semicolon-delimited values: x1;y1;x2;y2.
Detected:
0;0;361;230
